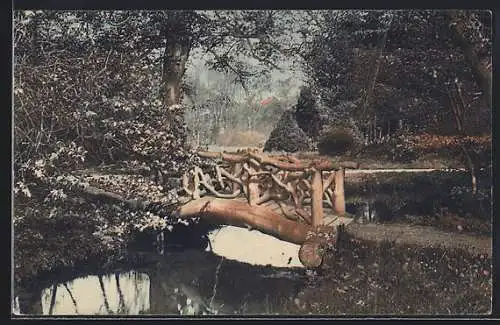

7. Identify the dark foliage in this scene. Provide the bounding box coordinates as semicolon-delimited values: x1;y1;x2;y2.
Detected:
302;10;491;138
317;128;356;157
294;87;323;140
13;11;492;306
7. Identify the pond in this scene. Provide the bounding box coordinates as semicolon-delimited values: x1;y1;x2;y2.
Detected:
344;171;492;234
13;227;309;316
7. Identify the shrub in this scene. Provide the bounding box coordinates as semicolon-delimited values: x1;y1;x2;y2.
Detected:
387;135;419;163
317;128;356;156
264;110;314;153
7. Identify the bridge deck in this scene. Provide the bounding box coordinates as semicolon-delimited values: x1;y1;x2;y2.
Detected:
230;197;354;227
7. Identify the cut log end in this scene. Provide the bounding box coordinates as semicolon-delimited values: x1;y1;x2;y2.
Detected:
299;240;324;268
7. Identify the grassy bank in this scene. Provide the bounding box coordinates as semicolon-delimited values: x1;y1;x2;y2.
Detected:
291;231;492;315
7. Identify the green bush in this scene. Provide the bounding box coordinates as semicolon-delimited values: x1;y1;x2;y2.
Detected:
317;128;355;156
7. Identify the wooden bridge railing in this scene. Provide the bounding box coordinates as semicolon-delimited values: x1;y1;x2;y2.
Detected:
181;150;359;227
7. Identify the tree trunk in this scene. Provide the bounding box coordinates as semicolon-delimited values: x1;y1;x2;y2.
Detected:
162;40;191;107
447;81;479;195
159;15;192;138
445;10;492;109
361;24;390;117
63;282;79;314
98;275;111;314
161;12;193;109
48;284;57;315
115;273;125;312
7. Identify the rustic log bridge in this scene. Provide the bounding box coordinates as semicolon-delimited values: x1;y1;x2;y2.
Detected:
178;150;360;267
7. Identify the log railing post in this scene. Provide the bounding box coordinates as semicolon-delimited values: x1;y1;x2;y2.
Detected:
310;168;324;226
333;167;346;215
232;163;242;193
247;165;260;205
192;170;201;199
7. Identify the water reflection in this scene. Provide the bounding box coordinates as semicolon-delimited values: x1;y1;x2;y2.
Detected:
14;271;150;315
207;226;304;268
347;199;395;224
14;251;305;316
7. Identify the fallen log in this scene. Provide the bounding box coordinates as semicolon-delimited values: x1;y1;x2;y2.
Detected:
81;185;149;210
175;197;336;246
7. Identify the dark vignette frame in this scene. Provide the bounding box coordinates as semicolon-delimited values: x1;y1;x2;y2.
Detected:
6;0;499;323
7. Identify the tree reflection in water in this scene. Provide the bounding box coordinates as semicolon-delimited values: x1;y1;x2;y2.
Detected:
14;271;151;315
14;250;304;316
